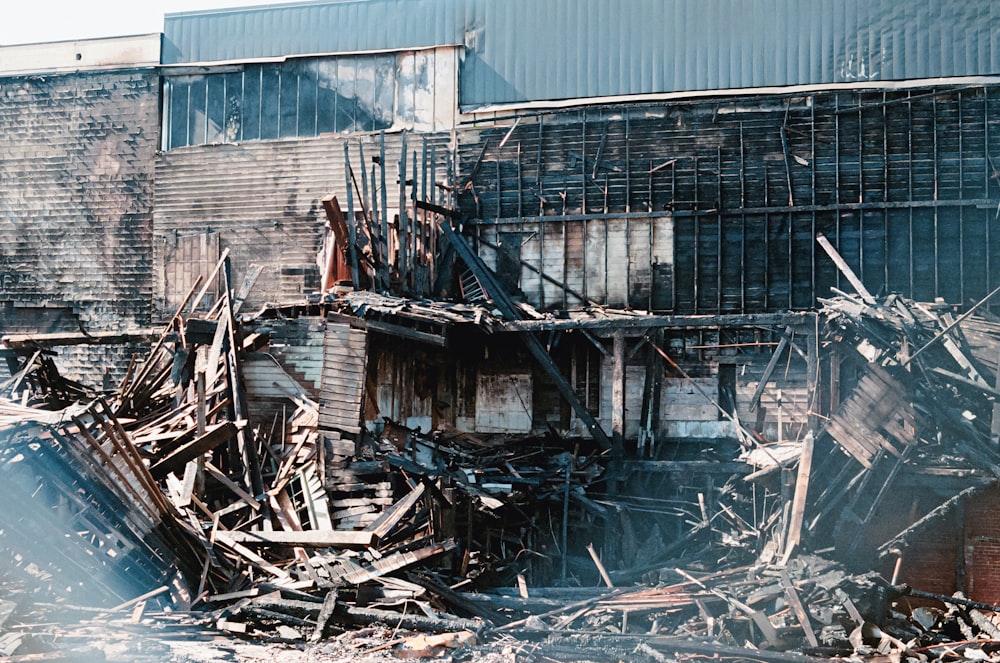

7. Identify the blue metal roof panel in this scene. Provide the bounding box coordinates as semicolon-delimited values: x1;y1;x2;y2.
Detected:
163;0;1000;108
162;0;466;63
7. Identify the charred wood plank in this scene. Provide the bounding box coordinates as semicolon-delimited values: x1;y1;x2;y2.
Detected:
783;431;814;559
750;328;792;412
780;570;818;648
340;539;456;585
440;220;612;450
365;319;447;347
815;233;876;305
624;460;750;474
220;529;374;548
408;573;504;624
311;589;339;642
363;482;425;542
213;532;292;580
335;603;484;634
502;313;797;333
148;421;238;479
415;199;461;220
1;330;161;349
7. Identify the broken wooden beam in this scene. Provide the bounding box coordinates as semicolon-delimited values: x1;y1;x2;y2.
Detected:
337;604;484;634
149;421;239;480
219;529;374;549
815;233;876;305
1;329;161;350
363;482;426;542
439;219;613;450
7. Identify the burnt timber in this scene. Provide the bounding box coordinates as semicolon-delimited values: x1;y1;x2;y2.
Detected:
4;1;1000;660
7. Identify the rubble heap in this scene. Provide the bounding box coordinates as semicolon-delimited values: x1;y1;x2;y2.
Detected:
2;249;1000;660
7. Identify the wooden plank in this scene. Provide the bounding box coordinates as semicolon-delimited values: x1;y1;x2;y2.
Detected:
749;330;791;412
149;421;238;479
213;532;292;579
319;385;365;398
339;540;456;585
321;375;367;390
324;338;366;350
321;371;366;385
319;409;364;423
783;432;814;560
824;421;875;468
220;529;374;548
828;418;881;459
815;233;876;305
319;405;364;420
364;320;448;347
611;331;626;447
204;460;261;512
363;482;425;541
320;423;362;435
329;496;394;508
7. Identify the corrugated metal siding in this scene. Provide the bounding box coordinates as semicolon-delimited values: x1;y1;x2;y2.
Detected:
162;0;463;64
462;0;1000;106
164;0;1000;108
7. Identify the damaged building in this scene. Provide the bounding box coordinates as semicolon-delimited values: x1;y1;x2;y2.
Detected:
3;0;1000;660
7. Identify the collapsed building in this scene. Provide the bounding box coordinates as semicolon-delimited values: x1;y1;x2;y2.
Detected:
3;0;1000;659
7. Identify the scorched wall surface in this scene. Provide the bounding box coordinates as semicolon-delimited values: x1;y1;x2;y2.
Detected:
0;70;158;382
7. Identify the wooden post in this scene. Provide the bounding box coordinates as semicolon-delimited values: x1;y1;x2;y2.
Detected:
343;143;360;289
783;431;814;561
806;315;820;432
829;351;841;411
379;131;390;288
398;131;409;288
612;330;626;449
992;345;1000;448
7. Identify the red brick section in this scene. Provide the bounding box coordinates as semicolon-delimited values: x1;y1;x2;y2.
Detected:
964;485;1000;604
884;485;1000;605
877;488;961;599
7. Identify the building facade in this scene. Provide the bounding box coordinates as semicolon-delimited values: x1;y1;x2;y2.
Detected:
3;0;1000;598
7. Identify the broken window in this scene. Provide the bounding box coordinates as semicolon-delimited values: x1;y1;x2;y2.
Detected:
162;53;406;150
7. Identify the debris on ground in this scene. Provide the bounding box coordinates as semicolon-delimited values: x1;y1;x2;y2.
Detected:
3;240;1000;661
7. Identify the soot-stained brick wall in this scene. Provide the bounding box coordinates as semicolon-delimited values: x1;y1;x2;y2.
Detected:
0;70;157;332
0;70;158;384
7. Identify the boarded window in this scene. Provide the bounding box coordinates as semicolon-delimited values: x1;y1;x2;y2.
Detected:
161;232;219;313
475;373;532;433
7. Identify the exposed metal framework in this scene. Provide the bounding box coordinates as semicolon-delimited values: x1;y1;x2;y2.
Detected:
460;85;1000;314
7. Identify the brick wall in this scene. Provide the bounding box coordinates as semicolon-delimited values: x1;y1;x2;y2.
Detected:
888;485;1000;605
0;70;158;382
0;70;158;329
963;485;1000;603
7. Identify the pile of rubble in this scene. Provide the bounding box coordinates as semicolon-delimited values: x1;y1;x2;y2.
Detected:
3;249;1000;661
0;265;611;659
